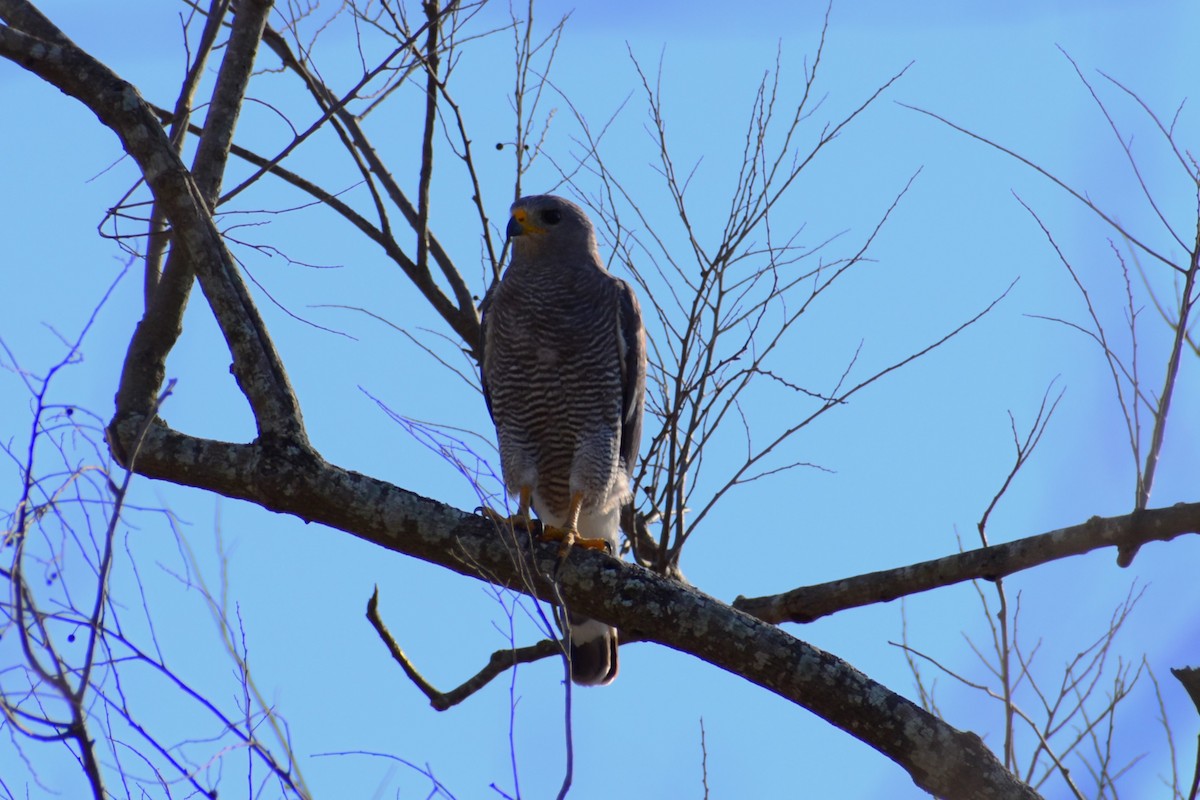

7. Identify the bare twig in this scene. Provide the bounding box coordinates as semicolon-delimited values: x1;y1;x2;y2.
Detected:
367;586;561;711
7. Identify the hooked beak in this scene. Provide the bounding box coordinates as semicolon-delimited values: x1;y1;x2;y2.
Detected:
506;207;543;238
506;214;525;238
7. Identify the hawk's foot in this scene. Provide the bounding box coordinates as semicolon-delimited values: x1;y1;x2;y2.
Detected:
541;525;613;556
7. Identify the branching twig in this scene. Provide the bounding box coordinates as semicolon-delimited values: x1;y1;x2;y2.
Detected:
367;586;562;711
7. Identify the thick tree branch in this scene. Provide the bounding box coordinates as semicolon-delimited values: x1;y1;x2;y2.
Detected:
99;415;1037;799
190;0;268;200
734;502;1200;624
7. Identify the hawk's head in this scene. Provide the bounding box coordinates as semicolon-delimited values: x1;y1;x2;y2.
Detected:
506;194;597;258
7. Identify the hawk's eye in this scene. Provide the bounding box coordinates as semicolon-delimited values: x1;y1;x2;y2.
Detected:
540;209;562;225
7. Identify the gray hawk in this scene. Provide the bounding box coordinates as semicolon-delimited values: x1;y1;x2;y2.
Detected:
480;194;647;686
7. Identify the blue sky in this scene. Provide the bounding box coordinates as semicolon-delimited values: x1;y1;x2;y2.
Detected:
3;1;1200;798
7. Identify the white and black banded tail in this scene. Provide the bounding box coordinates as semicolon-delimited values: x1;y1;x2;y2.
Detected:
567;613;618;686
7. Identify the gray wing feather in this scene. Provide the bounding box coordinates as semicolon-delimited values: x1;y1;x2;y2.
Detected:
616;278;646;480
478;283;498;421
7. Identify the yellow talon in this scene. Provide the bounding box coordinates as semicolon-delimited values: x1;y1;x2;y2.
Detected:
542;524;611;554
540;490;612;556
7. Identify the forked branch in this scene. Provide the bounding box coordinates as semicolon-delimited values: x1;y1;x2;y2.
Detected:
367;587;562;711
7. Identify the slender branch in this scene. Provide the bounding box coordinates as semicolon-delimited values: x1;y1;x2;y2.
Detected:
901;101;1180;275
414;0;442;286
1065;50;1189;254
141;0;230;306
734;501;1200;624
1126;249;1197;563
367;587;561;711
